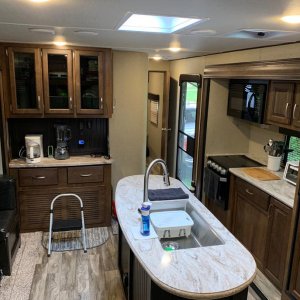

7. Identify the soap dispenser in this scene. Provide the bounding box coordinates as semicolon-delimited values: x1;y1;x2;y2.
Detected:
140;202;152;236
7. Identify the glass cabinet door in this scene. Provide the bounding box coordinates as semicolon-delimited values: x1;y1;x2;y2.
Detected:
75;51;104;114
8;47;43;114
42;49;73;114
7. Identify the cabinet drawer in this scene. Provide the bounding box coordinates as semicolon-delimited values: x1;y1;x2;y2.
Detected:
19;168;58;187
67;166;103;184
236;178;270;211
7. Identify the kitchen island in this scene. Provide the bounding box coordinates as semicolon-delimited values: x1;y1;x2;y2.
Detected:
116;175;256;300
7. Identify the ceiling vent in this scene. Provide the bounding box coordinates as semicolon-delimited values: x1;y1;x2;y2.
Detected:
223;29;299;39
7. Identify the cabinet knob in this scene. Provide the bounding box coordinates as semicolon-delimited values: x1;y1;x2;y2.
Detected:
100;97;103;110
32;176;46;180
69;97;73;109
245;188;254;195
37;96;41;109
80;174;92;177
285;103;291;118
293;104;299;120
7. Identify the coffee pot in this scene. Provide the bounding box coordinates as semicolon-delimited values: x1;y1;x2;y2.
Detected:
25;134;43;163
54;125;71;160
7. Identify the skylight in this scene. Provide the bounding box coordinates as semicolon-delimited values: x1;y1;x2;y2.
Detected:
118;14;203;33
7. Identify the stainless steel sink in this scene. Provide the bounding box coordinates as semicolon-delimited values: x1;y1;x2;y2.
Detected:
150;200;224;250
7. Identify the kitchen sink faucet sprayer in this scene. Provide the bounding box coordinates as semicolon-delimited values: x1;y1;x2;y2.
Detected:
143;158;170;203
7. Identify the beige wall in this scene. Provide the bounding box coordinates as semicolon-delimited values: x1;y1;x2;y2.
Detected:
147;72;164;159
149;59;170;72
110;51;148;192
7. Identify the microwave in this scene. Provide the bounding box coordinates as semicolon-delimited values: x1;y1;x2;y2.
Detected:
283;161;299;185
227;80;269;124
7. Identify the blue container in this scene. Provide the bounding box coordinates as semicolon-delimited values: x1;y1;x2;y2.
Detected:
140;202;152;236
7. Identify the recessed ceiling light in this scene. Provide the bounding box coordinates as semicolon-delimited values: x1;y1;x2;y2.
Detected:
117;13;207;33
53;41;66;46
151;55;162;61
30;0;49;3
281;15;300;24
29;28;55;35
169;47;181;53
74;30;99;36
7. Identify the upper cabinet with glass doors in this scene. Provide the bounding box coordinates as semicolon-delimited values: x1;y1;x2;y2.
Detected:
42;49;73;114
8;47;44;115
6;46;112;117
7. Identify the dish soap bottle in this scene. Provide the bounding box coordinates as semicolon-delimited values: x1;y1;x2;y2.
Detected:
140;202;152;236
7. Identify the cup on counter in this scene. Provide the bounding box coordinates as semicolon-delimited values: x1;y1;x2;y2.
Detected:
267;155;281;171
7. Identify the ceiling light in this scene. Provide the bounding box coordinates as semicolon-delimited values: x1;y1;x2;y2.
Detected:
29;28;55;35
151;56;162;61
74;30;99;36
169;47;181;53
30;0;49;3
117;13;206;33
281;15;300;24
53;41;66;46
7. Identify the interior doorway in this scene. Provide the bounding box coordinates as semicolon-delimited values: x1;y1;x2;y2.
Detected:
146;71;170;173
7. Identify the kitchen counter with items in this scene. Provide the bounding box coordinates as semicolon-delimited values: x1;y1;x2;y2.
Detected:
229;167;295;208
116;175;256;299
9;155;113;168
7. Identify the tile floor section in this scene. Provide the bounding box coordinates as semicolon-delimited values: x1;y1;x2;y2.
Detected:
0;230;280;300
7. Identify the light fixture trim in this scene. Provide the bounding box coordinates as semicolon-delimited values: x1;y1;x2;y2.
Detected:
53;41;67;46
281;15;300;24
117;13;206;33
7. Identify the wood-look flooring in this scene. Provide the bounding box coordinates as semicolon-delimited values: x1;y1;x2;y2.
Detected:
29;229;125;300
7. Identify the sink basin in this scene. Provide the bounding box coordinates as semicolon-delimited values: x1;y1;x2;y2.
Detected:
150;200;224;250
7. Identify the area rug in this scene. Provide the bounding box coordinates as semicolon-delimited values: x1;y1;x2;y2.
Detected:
42;227;109;252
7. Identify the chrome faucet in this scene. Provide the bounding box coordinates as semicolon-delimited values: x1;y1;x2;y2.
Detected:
143;158;170;203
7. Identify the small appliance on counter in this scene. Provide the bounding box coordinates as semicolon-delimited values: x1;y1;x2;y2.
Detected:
54;125;72;160
25;134;43;164
283;161;299;186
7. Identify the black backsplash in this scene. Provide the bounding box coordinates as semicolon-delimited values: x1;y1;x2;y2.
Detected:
8;118;108;158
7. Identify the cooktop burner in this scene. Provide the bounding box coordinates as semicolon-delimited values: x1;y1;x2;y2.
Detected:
208;155;263;170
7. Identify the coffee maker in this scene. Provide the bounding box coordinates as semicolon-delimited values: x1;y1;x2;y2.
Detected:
54;125;71;160
25;134;43;163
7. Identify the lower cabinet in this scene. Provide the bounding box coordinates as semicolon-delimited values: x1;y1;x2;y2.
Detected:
10;164;111;232
232;177;292;290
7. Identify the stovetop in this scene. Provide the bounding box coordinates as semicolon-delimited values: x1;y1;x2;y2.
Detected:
208;155;263;170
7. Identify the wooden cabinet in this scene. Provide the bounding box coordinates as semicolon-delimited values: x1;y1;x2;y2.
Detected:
265;198;292;289
8;47;44;115
6;45;112;117
232;178;269;270
9;164;111;232
42;49;74;115
265;81;300;129
231;177;292;290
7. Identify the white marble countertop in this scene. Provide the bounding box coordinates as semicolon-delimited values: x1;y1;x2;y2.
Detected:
229;167;295;208
116;175;256;299
9;155;113;168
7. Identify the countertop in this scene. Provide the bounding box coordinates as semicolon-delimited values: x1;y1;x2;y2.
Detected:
9;156;113;168
116;175;256;299
229;167;295;208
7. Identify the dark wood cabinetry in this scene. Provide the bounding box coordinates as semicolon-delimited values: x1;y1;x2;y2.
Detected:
4;44;112;118
265;198;292;289
266;81;300;129
232;178;269;270
231;177;292;290
10;164;111;232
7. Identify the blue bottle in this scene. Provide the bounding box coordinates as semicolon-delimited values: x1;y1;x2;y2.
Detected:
140;202;152;236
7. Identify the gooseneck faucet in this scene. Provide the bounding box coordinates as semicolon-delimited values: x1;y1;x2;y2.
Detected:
143;158;170;203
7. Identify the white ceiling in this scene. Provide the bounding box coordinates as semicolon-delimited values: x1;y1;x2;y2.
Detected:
0;0;300;59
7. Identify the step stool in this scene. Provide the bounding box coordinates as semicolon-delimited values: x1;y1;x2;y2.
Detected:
48;193;87;257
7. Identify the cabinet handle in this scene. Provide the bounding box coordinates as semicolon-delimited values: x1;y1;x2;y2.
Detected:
32;176;46;180
285;103;290;117
245;189;254;195
37;96;41;109
293;104;299;120
80;174;92;177
69;97;73;109
100;97;103;110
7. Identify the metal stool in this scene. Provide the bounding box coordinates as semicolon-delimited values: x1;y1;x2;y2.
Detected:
48;193;87;257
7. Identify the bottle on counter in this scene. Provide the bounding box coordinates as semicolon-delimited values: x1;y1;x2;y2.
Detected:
140;202;152;236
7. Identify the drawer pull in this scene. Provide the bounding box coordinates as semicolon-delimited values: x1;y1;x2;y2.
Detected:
245;189;254;195
80;174;93;177
32;176;46;180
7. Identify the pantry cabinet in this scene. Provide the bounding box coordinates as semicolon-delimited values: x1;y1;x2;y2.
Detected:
5;45;112;117
231;177;292;290
265;81;300;129
8;47;44;115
